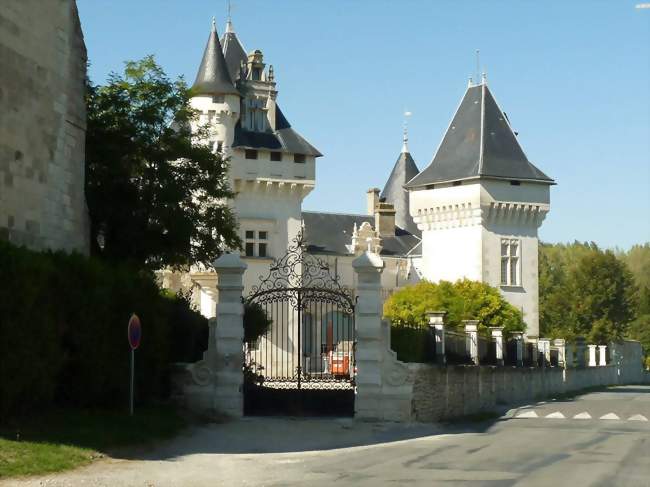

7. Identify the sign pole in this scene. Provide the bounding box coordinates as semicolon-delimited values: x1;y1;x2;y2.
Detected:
130;348;135;416
127;313;141;417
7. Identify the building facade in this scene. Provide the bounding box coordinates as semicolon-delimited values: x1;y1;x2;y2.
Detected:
169;18;553;338
0;0;89;253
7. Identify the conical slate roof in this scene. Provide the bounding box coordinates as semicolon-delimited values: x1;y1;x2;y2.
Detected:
192;21;238;96
381;149;420;235
221;21;248;82
406;82;553;188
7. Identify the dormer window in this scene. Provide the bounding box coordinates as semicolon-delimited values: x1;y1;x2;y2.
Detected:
212;95;224;103
294;154;306;163
270;152;282;162
252;68;261;81
243;98;266;132
245;150;258;159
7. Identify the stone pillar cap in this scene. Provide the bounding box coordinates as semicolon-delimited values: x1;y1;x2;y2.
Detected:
426;310;447;317
213;252;248;271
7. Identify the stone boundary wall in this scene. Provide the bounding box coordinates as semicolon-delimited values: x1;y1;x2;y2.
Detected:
410;341;648;422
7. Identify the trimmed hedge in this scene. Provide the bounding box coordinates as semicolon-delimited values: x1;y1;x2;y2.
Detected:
0;241;207;420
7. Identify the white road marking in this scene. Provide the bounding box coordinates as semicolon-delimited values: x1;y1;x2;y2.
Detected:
627;414;648;421
599;413;620;420
573;412;592;419
545;412;566;419
516;410;538;418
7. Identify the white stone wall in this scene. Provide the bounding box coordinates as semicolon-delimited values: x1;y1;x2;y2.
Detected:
0;0;89;253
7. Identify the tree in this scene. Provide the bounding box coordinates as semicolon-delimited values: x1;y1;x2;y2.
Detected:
383;279;524;333
539;243;638;343
85;56;240;270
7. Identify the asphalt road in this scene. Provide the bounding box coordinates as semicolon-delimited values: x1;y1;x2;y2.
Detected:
3;385;649;487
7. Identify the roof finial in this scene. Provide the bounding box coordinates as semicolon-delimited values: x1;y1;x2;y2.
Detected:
211;16;216;32
226;0;233;32
475;49;480;85
468;76;473;88
402;110;412;153
482;71;487;85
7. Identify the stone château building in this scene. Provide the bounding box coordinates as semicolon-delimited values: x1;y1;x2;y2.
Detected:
164;17;553;338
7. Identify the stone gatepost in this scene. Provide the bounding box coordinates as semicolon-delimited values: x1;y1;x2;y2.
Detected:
353;251;413;421
464;320;479;365
598;345;607;366
588;344;598;367
511;331;524;367
574;337;586;367
427;311;446;365
538;338;551;367
187;253;247;417
554;339;566;367
352;251;385;418
490;327;504;366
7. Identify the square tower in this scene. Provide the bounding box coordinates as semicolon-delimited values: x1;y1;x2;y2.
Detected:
406;78;554;337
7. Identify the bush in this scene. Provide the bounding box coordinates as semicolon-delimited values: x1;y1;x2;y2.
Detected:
0;241;206;420
384;279;524;333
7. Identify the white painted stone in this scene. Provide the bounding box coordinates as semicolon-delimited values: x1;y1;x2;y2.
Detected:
545;411;566;419
627;414;648;422
599;413;620;420
573;412;592;419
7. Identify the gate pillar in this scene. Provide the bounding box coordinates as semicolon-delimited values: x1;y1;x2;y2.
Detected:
212;253;247;417
353;251;413;421
186;253;247;417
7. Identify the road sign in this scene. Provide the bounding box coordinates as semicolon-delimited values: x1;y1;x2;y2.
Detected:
128;314;141;350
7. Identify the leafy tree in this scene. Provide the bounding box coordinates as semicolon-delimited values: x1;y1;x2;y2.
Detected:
539;242;638;343
383;279;524;333
85;56;240;270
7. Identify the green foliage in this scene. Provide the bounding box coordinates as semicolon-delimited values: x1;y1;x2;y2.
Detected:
243;302;273;344
383;279;524;333
539;242;638;343
85;56;240;270
0;241;204;420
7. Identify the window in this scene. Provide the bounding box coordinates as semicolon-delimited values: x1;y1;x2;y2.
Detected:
270;151;282;162
212;95;224;103
207;110;216;123
453;181;462;186
500;239;520;286
244;230;270;258
216;141;223;153
294;153;306;163
510;180;521;186
245;149;258;160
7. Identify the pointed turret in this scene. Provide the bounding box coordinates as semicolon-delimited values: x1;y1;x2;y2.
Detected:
221;19;248;82
406;78;553;188
192;19;238;96
380;129;420;235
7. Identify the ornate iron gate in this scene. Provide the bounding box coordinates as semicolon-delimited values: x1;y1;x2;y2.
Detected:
243;232;356;416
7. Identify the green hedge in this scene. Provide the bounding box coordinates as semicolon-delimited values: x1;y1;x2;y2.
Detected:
0;241;207;420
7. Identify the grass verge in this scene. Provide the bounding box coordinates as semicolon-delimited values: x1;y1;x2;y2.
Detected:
0;405;186;479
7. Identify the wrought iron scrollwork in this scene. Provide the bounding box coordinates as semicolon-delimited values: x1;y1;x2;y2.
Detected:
246;230;354;312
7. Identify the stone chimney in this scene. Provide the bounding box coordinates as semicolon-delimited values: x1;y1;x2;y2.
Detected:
375;201;396;237
366;188;380;215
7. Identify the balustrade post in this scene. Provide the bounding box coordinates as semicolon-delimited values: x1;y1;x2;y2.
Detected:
588;344;598;367
554;339;566;367
427;311;447;365
489;327;504;366
598;345;607;366
463;320;479;365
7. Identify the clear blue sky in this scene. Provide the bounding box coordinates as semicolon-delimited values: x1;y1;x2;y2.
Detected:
77;0;649;249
